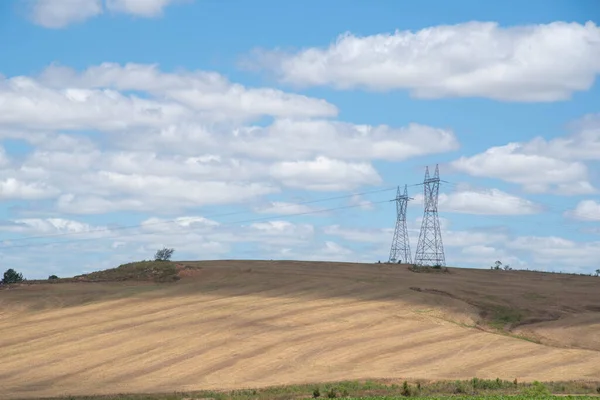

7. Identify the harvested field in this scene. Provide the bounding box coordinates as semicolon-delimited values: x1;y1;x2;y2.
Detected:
0;260;599;399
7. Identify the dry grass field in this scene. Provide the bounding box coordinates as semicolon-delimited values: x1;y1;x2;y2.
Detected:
0;260;599;399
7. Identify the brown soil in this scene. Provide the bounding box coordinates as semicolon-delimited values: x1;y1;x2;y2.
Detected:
0;260;598;399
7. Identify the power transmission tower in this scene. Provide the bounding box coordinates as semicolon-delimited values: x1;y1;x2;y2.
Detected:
388;184;412;264
414;164;446;266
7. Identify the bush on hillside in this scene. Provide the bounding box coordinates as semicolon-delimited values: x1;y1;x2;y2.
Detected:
522;381;550;397
2;268;24;284
48;275;59;280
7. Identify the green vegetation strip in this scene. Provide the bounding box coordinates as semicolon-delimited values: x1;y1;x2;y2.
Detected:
27;379;600;400
351;397;596;399
73;261;181;283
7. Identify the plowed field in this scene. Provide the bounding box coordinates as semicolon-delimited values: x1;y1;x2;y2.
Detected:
1;260;598;399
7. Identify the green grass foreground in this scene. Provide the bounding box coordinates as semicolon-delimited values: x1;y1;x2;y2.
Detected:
30;378;600;400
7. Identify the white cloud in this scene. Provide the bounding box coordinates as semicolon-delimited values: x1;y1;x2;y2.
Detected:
431;229;507;248
521;113;600;161
413;188;542;215
451;143;595;194
54;173;279;214
109;119;456;162
231;120;458;161
37;63;338;122
0;218;95;233
564;200;600;221
323;225;392;243
250;21;600;102
255;202;318;215
0;215;321;278
0;62;460;211
507;235;600;269
321;221;600;271
26;0;190;28
28;0;103;28
323;223;507;250
249;220;314;241
105;0;186;17
348;194;374;210
318;241;354;257
0;178;59;200
460;245;497;257
270;157;382;191
0;76;191;131
0;147;9;166
140;216;219;232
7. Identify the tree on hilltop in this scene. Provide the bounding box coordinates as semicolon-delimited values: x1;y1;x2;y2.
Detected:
2;268;24;284
154;247;175;261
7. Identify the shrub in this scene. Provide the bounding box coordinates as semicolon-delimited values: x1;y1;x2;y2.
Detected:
596;386;600;394
2;268;24;284
522;381;551;397
341;389;349;398
453;380;468;394
48;275;59;280
470;377;515;391
154;247;174;261
326;387;337;398
401;381;411;396
312;388;320;398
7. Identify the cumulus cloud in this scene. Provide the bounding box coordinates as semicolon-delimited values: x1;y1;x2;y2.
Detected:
28;0;103;28
323;225;392;243
413;188;543;215
507;235;600;268
2;63;337;131
451;143;595;194
322;222;600;270
0;215;320;278
27;0;191;28
0;62;459;212
229;120;458;161
348;194;374;210
270;157;382;191
248;220;314;245
254;202;319;215
449;112;600;195
249;21;600;102
564;200;600;221
0;218;106;236
105;0;187;17
54;175;279;214
521;113;600;161
0;178;60;200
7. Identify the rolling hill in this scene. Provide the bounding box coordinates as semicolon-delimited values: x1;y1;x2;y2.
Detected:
0;260;599;399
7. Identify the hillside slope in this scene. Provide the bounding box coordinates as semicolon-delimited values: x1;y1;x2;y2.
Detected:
0;260;598;399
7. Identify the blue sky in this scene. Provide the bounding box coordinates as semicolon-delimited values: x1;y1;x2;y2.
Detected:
1;0;600;279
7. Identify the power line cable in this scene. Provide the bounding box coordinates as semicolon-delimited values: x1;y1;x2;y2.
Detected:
0;198;394;250
0;186;399;244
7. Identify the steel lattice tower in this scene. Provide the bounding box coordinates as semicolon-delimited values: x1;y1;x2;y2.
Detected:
414;164;446;266
388;184;412;264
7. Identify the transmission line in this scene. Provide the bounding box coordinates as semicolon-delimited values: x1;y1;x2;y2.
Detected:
0;186;398;244
0;198;394;250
